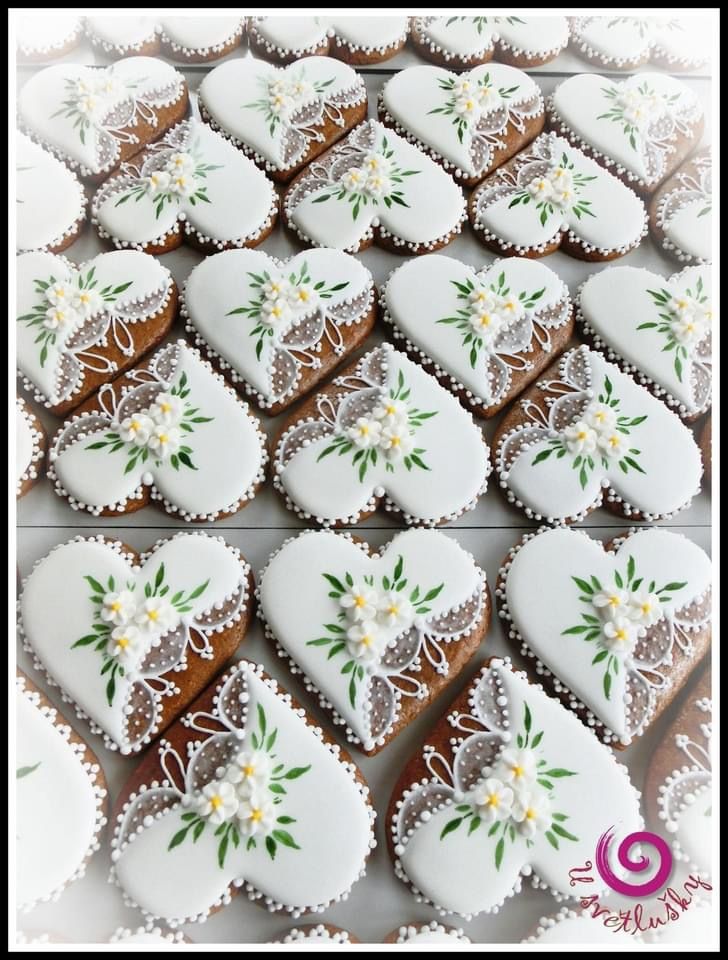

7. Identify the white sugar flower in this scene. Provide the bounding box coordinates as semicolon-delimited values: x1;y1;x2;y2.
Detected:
94;75;124;101
364;174;391;199
134;595;180;635
43;305;77;331
165;152;195;176
108;624;143;666
453;77;473;99
454;95;481;121
268;78;287;97
627;590;663;628
468;285;498;310
74;79;91;96
146;169;171;196
77;93;104;120
468;307;504;342
101;589;137;626
288;78;313;101
346;621;386;666
195;780;239;825
548;166;573;194
262;277;290;301
236;792;275;837
512;787;552;837
593;588;630;618
550;187;574;210
262;296;291;328
597;429;625;458
476;82;498;107
377;591;414;629
470;778;514;823
527;176;554;201
72;287;103;318
362;151;392;177
340;583;379;622
564;421;598;455
147;424;181;458
346;417;382;449
168;173;196;198
287;282;316;309
603;616;642;655
668;294;699;319
341;166;365;192
269;92;295;117
148;392;184;427
379;425;414;460
372;398;408;427
119;413;154;446
498;294;525;323
670;315;709;347
46;281;74;306
493;748;538;791
584;402;617;433
226;750;273;796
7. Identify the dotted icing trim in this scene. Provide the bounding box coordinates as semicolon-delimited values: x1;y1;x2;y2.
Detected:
413;16;568;66
17;18;83;56
248;17;409;61
159;19;245;60
569;17;708;71
276;924;351;944
653;154;713;266
16;141;87;256
109;926;186;943
396;921;470;943
16;398;45;496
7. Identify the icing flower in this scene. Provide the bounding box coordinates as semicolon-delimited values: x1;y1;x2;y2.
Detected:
468;307;504;342
471;778;515;823
165;152;195;176
226;749;273;796
346;621;386;666
346;416;382;449
468;286;498;309
148;392;184;427
77;93;104;120
454;95;481;121
670;314;709;347
602;616;642;655
146;169;172;197
147;424;181;458
119;413;154;446
168;173;195;198
476;83;498;108
134;595;179;635
72;287;103;318
94;75;124;101
453;77;474;99
593;587;630;619
527;176;554;201
341;166;365;192
288;78;313;101
100;589;137;627
499;294;525;323
627;590;663;627
564;421;598;455
261;297;292;328
372;398;408;427
287;282;316;309
362;151;392;178
376;591;414;629
236;792;275;837
512;786;551;837
262;277;290;301
364;173;392;199
108;624;143;666
597;429;625;458
494;747;538;790
46;281;74;306
584;402;617;433
616;89;660;127
43;305;78;331
340;583;379;623
195;780;239;825
380;424;415;460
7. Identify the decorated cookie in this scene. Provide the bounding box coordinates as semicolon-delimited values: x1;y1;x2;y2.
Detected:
183;248;376;413
17;250;177;416
383;255;573;418
259;529;490;754
16;398;45;499
469;133;647;260
547;74;703;195
16;672;108;912
273;924;356;944
86;16;245;62
198;56;367;182
16;15;83;63
109;660;375;925
248;16;408;65
91;118;278;254
109;926;188;944
493;345;703;523
284;120;467;254
700;416;711;486
645;667;712;879
570;16;708;72
577;265;712;421
650;149;712;265
272;343;490;527
411;16;569;68
644;898;713;946
47;340;267;521
16;133;87;254
388;657;642;918
498;527;712;748
379;63;544;186
384;921;470;944
523;906;641;943
18;58;188;182
19;532;254;755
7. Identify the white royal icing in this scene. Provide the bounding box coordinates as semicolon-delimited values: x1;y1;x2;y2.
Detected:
16;16;82;56
111;662;375;924
416;16;568;62
571;17;707;70
16;399;44;494
17;249;174;409
16;133;86;254
285;120;466;252
471;133;647;256
383;254;570;412
16;676;107;911
183;248;374;408
525;908;638;944
391;659;642;918
48;340;267;521
252;16;408;56
110;927;185;944
550;73;703;189
20;533;251;755
19;58;186;178
646;899;713;945
656;152;712;264
276;924;351;944
92;119;277;251
381;64;543;180
578;265;712;417
274;343;490;526
199;56;366;173
259;529;486;751
84;16;157;50
159;17;244;52
502;527;712;744
496;345;702;522
396;922;470;944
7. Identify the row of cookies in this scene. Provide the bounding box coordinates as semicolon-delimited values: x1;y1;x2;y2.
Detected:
17;15;708;74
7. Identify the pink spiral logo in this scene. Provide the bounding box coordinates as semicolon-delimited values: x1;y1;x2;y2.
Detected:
595;826;673;897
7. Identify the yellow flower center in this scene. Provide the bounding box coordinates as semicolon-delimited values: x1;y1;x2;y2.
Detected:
250;807;263;822
175;177;186;188
390;436;401;447
511;764;525;779
361;634;373;647
577;430;588;441
354;595;366;608
387;604;399;616
147;609;159;622
616;627;628;641
676;299;688;309
53;287;66;299
594;411;606;422
160;401;171;413
608;595;621;607
487;793;500;808
640;602;651;614
465;98;475;110
358;424;369;436
552;167;566;179
271;305;283;317
79;292;90;304
385;404;397;415
348;171;361;183
297;289;309;301
158;433;168;444
210;794;223;810
685;323;695;333
110;600;122;612
525;807;537;820
537;180;548;191
504;300;516;311
608;434;620;448
243;764;255;777
479;313;493;327
116;636;129;649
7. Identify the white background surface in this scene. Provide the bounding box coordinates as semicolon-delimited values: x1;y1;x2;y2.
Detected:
16;19;713;946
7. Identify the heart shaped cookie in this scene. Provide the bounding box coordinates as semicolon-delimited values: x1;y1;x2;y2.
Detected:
499;527;712;747
493;345;702;523
650;149;712;265
198;56;367;181
86;16;245;62
110;660;375;924
16;398;45;499
382;254;572;418
379;64;544;185
18;58;188;182
17;249;177;416
91;118;278;255
548;73;703;194
578;264;712;420
570;16;708;72
258;529;490;754
183;248;375;413
388;658;642;918
248;16;409;65
48;339;268;521
16;672;108;912
284;120;467;254
410;16;569;68
273;342;490;527
20;532;254;755
469;132;647;260
16;134;86;254
16;15;83;62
